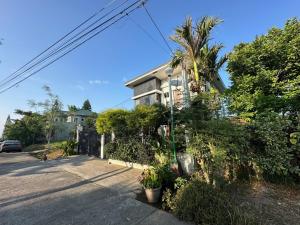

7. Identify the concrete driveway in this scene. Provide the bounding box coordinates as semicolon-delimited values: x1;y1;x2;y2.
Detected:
0;153;187;225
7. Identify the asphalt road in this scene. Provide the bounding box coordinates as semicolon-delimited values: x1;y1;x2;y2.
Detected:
0;153;186;225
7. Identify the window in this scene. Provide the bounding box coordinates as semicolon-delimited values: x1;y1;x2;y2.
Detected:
136;93;160;105
133;78;161;96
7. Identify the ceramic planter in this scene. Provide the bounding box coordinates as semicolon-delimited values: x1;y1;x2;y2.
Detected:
144;186;161;203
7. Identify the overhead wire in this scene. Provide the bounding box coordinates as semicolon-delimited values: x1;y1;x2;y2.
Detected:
142;3;173;54
0;0;120;86
126;14;170;55
0;1;144;94
0;0;134;89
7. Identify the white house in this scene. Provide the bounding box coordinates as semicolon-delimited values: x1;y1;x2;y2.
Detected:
125;61;225;107
53;109;96;140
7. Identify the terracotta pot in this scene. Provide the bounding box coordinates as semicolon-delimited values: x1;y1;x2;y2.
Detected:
144;186;161;203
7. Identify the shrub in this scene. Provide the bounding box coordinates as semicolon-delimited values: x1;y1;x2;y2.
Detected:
187;119;252;184
156;164;176;189
139;167;161;189
250;112;300;180
61;140;77;156
139;164;176;189
104;136;155;165
170;179;258;225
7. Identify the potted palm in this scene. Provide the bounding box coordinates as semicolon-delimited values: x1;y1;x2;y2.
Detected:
139;168;162;203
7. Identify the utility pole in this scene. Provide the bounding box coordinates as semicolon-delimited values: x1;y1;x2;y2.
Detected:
181;63;190;108
165;67;177;164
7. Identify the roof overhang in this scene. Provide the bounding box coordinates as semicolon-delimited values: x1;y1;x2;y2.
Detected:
125;62;170;88
125;61;226;92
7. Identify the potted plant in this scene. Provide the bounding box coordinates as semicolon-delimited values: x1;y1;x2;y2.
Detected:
139;168;162;203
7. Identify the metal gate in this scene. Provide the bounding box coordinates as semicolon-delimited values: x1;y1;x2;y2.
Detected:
78;128;100;157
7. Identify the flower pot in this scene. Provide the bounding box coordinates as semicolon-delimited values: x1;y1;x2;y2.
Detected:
144;186;161;203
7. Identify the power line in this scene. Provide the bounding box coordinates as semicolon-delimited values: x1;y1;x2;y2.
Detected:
126;14;170;55
142;3;173;54
111;97;132;108
0;2;143;94
0;0;133;89
0;0;119;86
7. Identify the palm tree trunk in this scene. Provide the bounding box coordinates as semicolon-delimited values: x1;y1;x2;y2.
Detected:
193;60;199;83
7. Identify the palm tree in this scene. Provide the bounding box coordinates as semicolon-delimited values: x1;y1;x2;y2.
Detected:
197;44;227;84
170;16;222;89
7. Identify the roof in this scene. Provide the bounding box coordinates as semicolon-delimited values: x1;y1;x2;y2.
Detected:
125;61;226;93
125;61;170;88
61;110;95;116
74;110;94;116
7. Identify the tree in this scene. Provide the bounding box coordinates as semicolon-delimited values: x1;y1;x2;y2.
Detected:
127;104;168;135
82;99;92;111
197;44;227;84
3;110;45;146
227;18;300;119
29;85;63;145
171;16;222;92
68;105;78;112
96;109;129;135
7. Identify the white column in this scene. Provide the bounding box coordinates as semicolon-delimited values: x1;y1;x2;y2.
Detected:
100;134;105;159
111;131;115;142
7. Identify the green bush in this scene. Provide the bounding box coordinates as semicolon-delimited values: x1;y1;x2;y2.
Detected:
139;167;161;189
187;119;252;184
61;140;77;156
104;136;155;165
156;164;176;189
250;112;300;179
169;179;258;225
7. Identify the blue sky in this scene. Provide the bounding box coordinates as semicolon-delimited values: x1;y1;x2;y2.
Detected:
0;0;299;135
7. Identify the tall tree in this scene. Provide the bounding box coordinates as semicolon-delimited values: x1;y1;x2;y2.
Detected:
227;18;300;119
3;110;45;146
29;85;63;145
171;16;222;92
82;99;92;111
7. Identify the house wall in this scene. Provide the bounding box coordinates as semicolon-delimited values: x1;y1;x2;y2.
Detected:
133;78;161;96
130;69;219;108
53;122;76;141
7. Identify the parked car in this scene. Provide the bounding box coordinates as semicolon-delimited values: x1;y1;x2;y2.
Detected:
0;140;22;152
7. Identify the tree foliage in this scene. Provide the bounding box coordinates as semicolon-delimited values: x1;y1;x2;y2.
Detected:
227;18;300;119
96;109;129;135
250;112;300;178
68;105;78;112
96;104;168;136
29;85;63;145
171;16;226;93
3;111;45;146
82;99;92;111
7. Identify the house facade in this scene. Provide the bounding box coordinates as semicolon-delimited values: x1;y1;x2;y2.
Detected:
125;62;225;107
53;109;96;140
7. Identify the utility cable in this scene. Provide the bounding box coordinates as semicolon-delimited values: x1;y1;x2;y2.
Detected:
0;0;119;86
0;2;143;94
142;3;173;54
126;14;170;55
0;0;133;89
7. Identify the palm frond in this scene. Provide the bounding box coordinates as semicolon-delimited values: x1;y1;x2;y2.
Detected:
171;50;185;68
